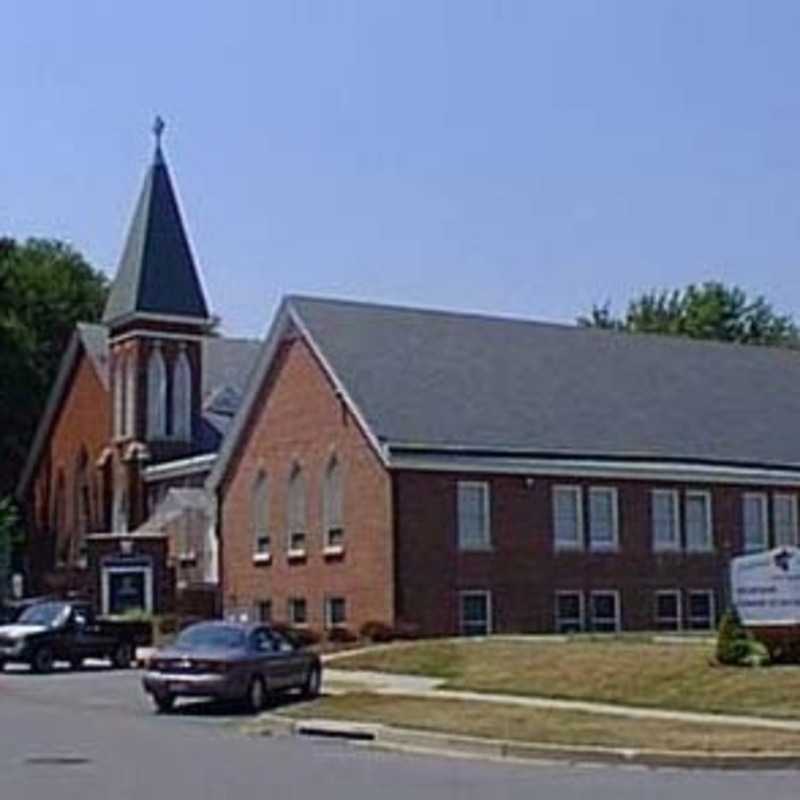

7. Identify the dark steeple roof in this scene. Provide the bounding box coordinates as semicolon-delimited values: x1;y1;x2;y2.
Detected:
103;127;210;327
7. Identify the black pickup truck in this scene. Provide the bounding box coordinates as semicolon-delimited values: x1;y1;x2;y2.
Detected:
0;600;143;673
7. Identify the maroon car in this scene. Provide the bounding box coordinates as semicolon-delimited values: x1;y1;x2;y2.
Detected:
142;621;322;713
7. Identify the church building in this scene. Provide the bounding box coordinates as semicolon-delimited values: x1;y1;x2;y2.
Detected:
16;125;800;636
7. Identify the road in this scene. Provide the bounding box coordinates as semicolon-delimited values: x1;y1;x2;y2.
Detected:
1;663;799;800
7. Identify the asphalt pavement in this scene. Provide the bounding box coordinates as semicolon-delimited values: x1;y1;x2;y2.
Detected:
1;662;800;800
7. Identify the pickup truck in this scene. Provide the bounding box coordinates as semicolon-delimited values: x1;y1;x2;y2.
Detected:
0;600;143;673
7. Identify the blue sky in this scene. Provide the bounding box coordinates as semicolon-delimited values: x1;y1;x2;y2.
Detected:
3;1;800;337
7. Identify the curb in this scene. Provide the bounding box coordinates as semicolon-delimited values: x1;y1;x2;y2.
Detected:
252;713;800;771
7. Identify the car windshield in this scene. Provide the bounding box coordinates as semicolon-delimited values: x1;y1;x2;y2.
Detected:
18;602;71;628
175;624;246;650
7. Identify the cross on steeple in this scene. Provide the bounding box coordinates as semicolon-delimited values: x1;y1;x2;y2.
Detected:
153;115;165;147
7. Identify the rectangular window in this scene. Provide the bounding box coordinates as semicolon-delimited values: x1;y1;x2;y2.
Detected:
459;590;492;636
289;532;307;553
325;597;347;627
685;491;713;552
743;493;768;552
687;590;715;631
588;487;618;551
773;494;798;547
654;590;681;631
652;490;680;552
589;591;620;633
255;534;271;556
257;600;272;623
457;482;491;550
555;591;584;633
553;486;583;551
287;597;307;626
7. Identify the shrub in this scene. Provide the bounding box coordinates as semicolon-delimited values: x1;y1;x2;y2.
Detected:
327;626;358;644
717;608;770;667
360;620;395;643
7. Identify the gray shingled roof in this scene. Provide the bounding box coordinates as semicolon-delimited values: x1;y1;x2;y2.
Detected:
288;295;800;469
103;146;210;324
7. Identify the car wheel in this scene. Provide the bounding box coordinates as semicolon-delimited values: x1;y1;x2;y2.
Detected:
69;657;83;671
0;659;5;672
246;676;267;713
302;666;321;699
32;647;54;674
153;692;175;714
112;642;133;669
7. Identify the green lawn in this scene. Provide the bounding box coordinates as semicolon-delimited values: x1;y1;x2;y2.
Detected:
331;638;800;719
278;693;800;754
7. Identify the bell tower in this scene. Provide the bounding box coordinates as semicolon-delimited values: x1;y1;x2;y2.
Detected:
104;118;213;528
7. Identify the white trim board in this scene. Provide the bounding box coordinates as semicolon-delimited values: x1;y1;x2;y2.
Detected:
388;452;800;487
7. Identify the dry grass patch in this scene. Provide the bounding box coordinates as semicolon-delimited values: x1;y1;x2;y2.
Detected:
333;639;800;719
281;693;800;753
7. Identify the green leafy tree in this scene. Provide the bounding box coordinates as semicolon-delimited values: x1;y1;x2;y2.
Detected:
578;282;798;346
0;238;108;497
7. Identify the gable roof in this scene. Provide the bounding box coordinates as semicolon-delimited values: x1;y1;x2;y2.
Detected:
102;145;210;326
208;294;800;491
15;323;110;500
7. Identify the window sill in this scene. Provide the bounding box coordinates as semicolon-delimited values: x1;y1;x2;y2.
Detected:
287;549;307;562
252;553;272;565
323;545;345;558
686;547;714;555
458;545;493;553
554;544;584;553
653;545;681;554
178;552;197;566
588;545;619;554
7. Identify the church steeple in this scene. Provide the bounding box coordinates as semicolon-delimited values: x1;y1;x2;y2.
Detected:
103;118;211;328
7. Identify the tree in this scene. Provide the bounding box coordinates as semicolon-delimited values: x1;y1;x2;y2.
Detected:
578;282;798;347
0;238;108;498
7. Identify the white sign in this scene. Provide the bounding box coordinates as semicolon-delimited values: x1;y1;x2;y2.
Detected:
730;547;800;626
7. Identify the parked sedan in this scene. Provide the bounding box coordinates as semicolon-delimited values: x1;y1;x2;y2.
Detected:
142;621;322;713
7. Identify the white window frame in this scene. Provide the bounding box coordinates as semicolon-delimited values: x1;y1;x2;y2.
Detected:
652;489;681;552
459;590;492;636
743;492;769;553
654;589;682;631
685;490;713;553
324;596;347;628
687;589;716;631
553;485;584;552
588;487;619;552
457;481;492;551
773;493;798;548
555;590;585;633
589;590;621;633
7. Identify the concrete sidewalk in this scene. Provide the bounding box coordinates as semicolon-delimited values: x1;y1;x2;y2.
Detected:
322;668;800;732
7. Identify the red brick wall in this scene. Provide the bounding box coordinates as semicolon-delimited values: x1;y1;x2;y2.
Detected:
220;336;394;633
393;470;795;635
27;350;111;583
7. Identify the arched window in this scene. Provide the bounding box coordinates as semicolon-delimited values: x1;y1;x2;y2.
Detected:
124;353;136;437
287;465;306;554
146;343;167;439
252;471;270;556
323;456;344;549
114;355;125;438
52;470;67;565
172;348;192;441
73;448;91;564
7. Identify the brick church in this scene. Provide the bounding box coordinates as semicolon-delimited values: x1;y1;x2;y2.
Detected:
16;127;800;636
